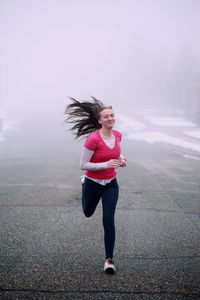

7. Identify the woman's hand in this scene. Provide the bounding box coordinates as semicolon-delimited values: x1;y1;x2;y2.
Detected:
107;159;122;168
119;159;127;167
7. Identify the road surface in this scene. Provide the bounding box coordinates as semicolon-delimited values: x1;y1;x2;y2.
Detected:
0;138;200;299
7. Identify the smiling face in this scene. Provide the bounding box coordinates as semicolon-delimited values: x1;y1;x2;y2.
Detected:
98;108;115;129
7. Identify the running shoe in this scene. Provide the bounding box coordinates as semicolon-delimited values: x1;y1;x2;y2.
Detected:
104;258;116;274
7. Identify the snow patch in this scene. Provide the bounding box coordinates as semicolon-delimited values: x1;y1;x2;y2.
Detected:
183;130;200;139
116;113;200;154
116;113;147;131
127;131;200;152
145;116;196;127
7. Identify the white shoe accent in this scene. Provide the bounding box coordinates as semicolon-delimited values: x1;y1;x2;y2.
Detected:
104;259;116;274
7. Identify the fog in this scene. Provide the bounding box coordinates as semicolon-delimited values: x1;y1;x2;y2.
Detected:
1;0;200;158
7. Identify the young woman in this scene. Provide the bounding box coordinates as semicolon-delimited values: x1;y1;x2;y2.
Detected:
65;96;126;274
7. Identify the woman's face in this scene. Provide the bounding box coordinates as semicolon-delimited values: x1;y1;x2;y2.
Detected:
98;108;115;129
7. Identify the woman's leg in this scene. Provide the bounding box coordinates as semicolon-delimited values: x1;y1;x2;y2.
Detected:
101;178;119;259
82;177;103;217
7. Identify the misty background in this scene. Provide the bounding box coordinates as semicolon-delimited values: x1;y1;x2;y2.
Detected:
1;0;200;158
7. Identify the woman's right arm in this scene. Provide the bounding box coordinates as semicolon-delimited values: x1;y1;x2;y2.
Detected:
80;147;108;170
80;147;121;170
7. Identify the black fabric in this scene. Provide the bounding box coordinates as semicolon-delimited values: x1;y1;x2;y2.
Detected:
82;177;119;259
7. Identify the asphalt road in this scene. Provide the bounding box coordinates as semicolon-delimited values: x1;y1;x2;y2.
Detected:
0;139;200;299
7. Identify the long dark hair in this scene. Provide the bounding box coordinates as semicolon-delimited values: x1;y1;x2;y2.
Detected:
64;96;111;139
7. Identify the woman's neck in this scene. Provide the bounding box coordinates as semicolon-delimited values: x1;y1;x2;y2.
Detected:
100;127;113;139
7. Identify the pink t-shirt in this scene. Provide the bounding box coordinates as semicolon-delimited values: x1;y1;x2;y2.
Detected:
84;129;122;179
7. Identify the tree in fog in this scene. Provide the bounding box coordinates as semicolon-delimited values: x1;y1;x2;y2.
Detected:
170;44;200;113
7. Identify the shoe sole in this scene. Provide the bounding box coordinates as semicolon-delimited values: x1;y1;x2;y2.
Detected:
104;267;115;275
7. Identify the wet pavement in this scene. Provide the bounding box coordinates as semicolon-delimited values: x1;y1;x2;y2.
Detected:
0;140;200;299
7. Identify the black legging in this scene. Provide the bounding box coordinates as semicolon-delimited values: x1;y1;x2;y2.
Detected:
82;177;119;259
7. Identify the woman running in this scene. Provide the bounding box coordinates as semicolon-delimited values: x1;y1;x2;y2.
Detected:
64;96;127;274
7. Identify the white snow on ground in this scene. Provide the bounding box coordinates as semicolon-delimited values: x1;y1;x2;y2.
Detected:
116;113;147;131
116;113;200;155
126;131;200;152
183;130;200;139
145;116;196;127
182;154;200;161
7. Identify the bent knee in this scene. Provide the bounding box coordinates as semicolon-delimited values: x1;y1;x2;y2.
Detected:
83;210;93;218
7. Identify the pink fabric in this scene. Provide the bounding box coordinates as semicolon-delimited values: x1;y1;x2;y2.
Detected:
84;129;122;179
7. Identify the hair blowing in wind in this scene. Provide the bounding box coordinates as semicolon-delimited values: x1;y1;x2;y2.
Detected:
64;96;111;138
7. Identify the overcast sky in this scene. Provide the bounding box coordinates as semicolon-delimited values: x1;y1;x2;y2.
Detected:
1;0;200;137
